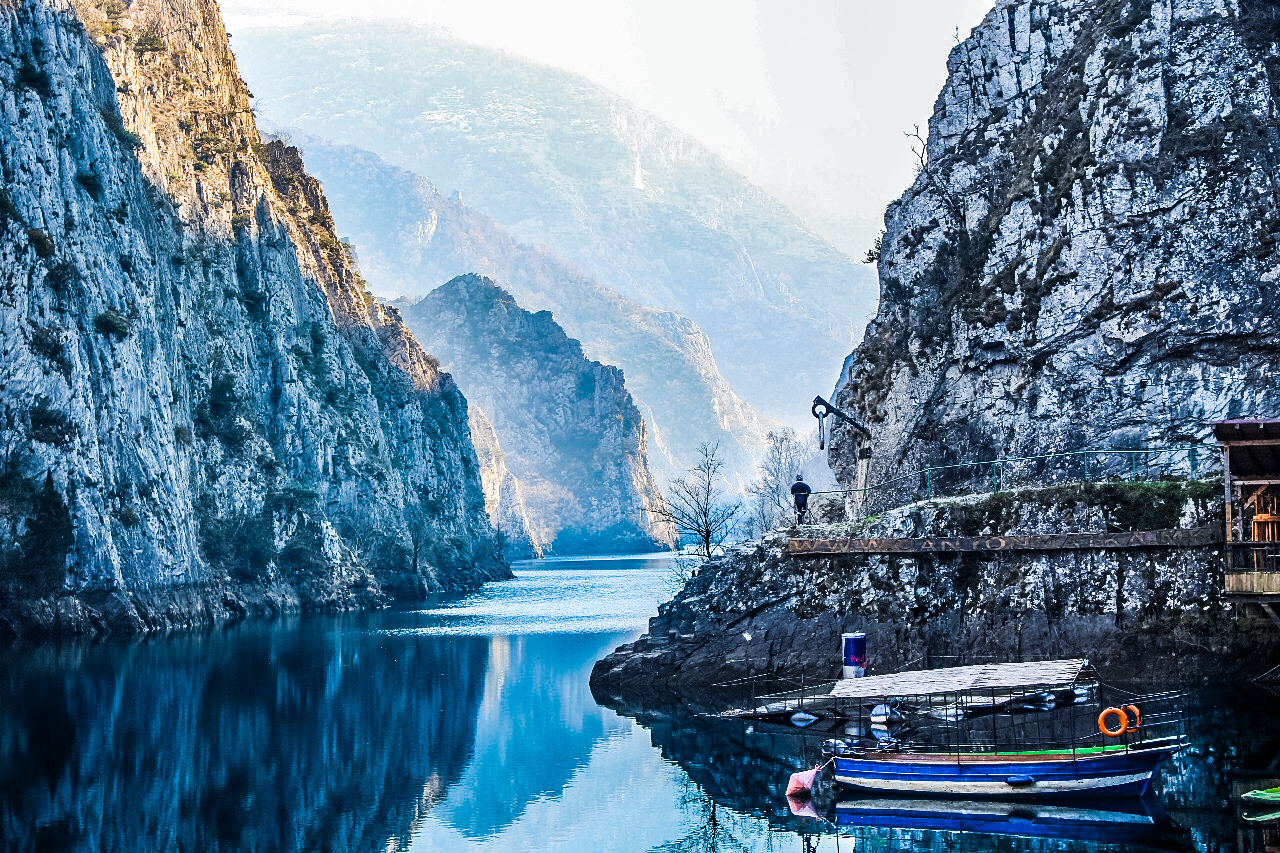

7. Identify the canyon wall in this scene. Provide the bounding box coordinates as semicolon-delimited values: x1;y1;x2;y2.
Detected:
831;0;1280;486
406;276;673;555
0;0;507;637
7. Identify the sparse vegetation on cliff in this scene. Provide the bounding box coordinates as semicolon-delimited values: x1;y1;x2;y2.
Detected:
0;0;508;638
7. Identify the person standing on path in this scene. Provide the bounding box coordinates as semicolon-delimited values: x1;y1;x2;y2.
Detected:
791;474;812;525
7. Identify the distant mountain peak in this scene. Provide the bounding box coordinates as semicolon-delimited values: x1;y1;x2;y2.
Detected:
230;21;878;426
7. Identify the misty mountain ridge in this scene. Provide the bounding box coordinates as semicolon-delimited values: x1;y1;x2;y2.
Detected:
230;20;878;427
284;135;768;483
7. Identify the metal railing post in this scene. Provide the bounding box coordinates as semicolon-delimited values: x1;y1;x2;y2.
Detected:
807;442;1220;525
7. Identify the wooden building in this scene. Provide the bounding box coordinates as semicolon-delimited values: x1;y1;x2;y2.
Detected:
1215;419;1280;628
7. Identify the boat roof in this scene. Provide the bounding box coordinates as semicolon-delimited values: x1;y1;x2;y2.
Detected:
827;659;1097;701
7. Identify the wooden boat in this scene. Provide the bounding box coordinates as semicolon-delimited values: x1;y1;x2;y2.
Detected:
1244;786;1280;803
815;659;1186;800
832;738;1181;797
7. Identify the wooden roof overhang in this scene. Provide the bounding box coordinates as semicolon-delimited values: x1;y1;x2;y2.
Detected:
1214;419;1280;483
825;659;1097;701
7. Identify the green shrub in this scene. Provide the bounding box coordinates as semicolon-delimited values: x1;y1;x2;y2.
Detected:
0;188;22;226
99;106;143;150
195;495;274;582
230;213;252;233
16;61;52;98
132;30;166;54
75;170;103;200
44;261;79;295
94;309;131;339
240;288;267;316
1238;0;1280;50
196;372;255;451
27;324;70;376
118;505;140;527
14;473;73;596
272;481;319;512
28;399;75;447
193;131;234;163
26;229;54;258
173;425;193;445
276;521;327;578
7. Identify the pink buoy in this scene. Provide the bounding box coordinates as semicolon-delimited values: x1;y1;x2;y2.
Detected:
785;766;820;797
787;794;821;819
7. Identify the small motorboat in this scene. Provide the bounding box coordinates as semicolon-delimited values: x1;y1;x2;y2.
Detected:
1244;786;1280;804
831;738;1182;798
812;659;1187;800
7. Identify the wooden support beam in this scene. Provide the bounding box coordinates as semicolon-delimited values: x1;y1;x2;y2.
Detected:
788;527;1223;556
1245;485;1271;510
1225;447;1234;544
1264;603;1280;633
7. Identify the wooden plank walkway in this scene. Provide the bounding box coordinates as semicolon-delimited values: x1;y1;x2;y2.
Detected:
788;526;1223;556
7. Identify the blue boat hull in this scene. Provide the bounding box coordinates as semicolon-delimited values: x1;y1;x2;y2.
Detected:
832;743;1179;799
834;795;1175;847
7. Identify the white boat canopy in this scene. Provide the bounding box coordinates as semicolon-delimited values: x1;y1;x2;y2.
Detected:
826;659;1097;701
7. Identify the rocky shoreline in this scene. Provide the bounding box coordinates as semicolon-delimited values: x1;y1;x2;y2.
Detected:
591;481;1280;699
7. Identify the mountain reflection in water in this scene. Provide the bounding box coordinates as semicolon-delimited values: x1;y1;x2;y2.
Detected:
1;556;1278;852
0;614;490;852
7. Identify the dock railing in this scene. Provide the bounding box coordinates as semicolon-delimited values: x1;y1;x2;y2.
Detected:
1225;543;1280;595
829;685;1188;758
809;444;1221;525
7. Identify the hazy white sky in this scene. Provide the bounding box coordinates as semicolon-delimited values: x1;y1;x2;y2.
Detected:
222;0;995;255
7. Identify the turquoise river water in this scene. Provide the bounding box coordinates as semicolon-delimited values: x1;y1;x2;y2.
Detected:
0;554;1277;852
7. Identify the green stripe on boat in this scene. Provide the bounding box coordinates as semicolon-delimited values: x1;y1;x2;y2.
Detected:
1243;787;1280;803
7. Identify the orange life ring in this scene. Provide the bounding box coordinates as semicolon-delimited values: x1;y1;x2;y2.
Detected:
1123;704;1141;730
1098;706;1128;737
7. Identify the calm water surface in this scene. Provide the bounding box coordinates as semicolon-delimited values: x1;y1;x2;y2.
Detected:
0;554;1277;852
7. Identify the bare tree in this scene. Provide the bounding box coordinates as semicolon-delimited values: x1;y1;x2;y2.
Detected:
655;442;741;560
746;428;808;535
906;123;964;230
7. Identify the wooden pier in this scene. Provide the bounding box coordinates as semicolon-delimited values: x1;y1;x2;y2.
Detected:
1216;419;1280;631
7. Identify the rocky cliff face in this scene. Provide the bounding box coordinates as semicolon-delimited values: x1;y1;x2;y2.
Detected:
0;0;507;637
831;0;1280;486
468;406;541;560
405;276;674;555
292;139;766;484
592;480;1279;694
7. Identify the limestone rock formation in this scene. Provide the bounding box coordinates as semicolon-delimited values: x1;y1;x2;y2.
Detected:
468;406;541;560
405;276;674;555
591;481;1277;694
831;0;1280;488
0;0;507;637
282;137;766;484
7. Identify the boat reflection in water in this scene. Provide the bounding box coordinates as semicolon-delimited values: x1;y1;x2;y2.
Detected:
833;795;1188;850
